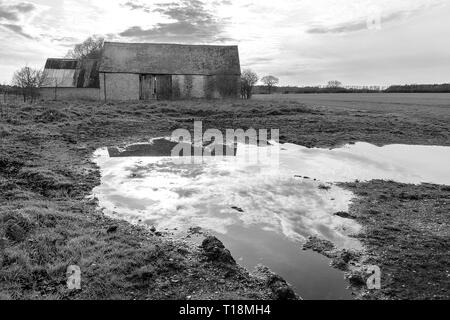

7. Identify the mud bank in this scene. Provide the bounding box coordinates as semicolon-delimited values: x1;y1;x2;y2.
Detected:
302;180;450;300
0;98;449;299
337;181;449;300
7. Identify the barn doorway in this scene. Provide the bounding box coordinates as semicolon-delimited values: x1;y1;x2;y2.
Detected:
139;74;172;100
156;75;172;100
139;75;156;100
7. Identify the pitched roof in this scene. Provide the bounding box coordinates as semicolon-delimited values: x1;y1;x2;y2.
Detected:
42;58;99;88
98;42;241;75
45;58;78;70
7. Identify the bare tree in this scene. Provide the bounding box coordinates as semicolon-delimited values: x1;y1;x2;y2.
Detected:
261;75;279;94
241;69;259;99
12;66;49;102
327;80;342;88
66;35;105;60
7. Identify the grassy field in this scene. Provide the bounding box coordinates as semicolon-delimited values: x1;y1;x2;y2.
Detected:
0;94;449;299
254;93;450;147
254;93;450;112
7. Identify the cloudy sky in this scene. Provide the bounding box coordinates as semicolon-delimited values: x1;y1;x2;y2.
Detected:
1;0;449;86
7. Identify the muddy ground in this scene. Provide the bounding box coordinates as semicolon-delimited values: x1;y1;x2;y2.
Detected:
0;97;449;299
340;181;450;299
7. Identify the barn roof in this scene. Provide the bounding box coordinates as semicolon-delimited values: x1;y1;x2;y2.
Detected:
42;58;99;88
98;42;241;76
45;58;78;70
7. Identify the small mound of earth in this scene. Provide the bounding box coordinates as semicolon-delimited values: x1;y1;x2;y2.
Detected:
254;265;299;300
302;236;336;258
201;236;236;265
2;212;34;242
302;236;361;272
35;109;68;123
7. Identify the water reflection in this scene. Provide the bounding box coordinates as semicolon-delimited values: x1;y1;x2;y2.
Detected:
92;139;450;299
93;144;360;248
279;142;450;185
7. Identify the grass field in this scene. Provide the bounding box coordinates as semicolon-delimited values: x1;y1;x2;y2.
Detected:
0;94;449;299
255;93;450;111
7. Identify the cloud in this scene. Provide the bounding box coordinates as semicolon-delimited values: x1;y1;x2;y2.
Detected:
119;0;232;43
242;56;275;67
0;1;36;22
50;36;77;42
212;0;232;6
306;4;441;34
307;11;407;34
11;2;35;13
48;36;79;47
0;1;36;38
121;1;150;13
0;10;18;21
0;23;33;38
307;21;367;34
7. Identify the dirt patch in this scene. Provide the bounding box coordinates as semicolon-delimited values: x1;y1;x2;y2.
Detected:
34;109;68;123
337;181;450;300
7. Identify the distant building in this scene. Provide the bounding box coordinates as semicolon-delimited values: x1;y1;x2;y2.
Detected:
40;58;101;100
40;42;241;101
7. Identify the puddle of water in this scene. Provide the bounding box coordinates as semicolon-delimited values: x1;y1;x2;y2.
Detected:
92;139;450;299
218;224;355;300
279;143;450;185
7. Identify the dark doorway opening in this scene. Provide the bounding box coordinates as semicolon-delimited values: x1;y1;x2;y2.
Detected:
139;74;155;100
156;75;172;100
139;74;172;100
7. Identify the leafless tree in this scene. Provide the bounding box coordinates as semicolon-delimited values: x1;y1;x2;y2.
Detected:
261;75;279;94
12;66;49;102
241;69;259;99
66;35;105;60
327;80;342;88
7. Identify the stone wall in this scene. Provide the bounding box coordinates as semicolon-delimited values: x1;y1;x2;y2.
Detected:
172;75;240;99
210;75;240;99
172;75;205;98
88;73;241;101
40;87;100;101
100;73;140;101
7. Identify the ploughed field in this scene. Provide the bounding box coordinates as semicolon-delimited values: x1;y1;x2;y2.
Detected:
0;93;449;299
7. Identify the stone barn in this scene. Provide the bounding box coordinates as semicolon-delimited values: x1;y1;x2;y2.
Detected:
40;42;241;101
98;42;241;100
40;58;101;100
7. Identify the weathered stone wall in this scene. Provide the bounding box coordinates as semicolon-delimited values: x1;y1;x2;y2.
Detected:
40;73;239;101
209;75;240;99
172;75;240;99
86;72;241;101
40;87;100;101
100;73;140;101
172;75;205;98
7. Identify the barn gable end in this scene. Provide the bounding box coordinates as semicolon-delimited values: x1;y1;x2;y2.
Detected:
42;58;100;89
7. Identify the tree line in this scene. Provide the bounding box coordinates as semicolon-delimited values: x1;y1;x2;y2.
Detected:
253;81;450;94
385;84;450;93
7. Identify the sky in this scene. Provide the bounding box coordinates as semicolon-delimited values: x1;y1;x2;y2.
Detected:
1;0;449;86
